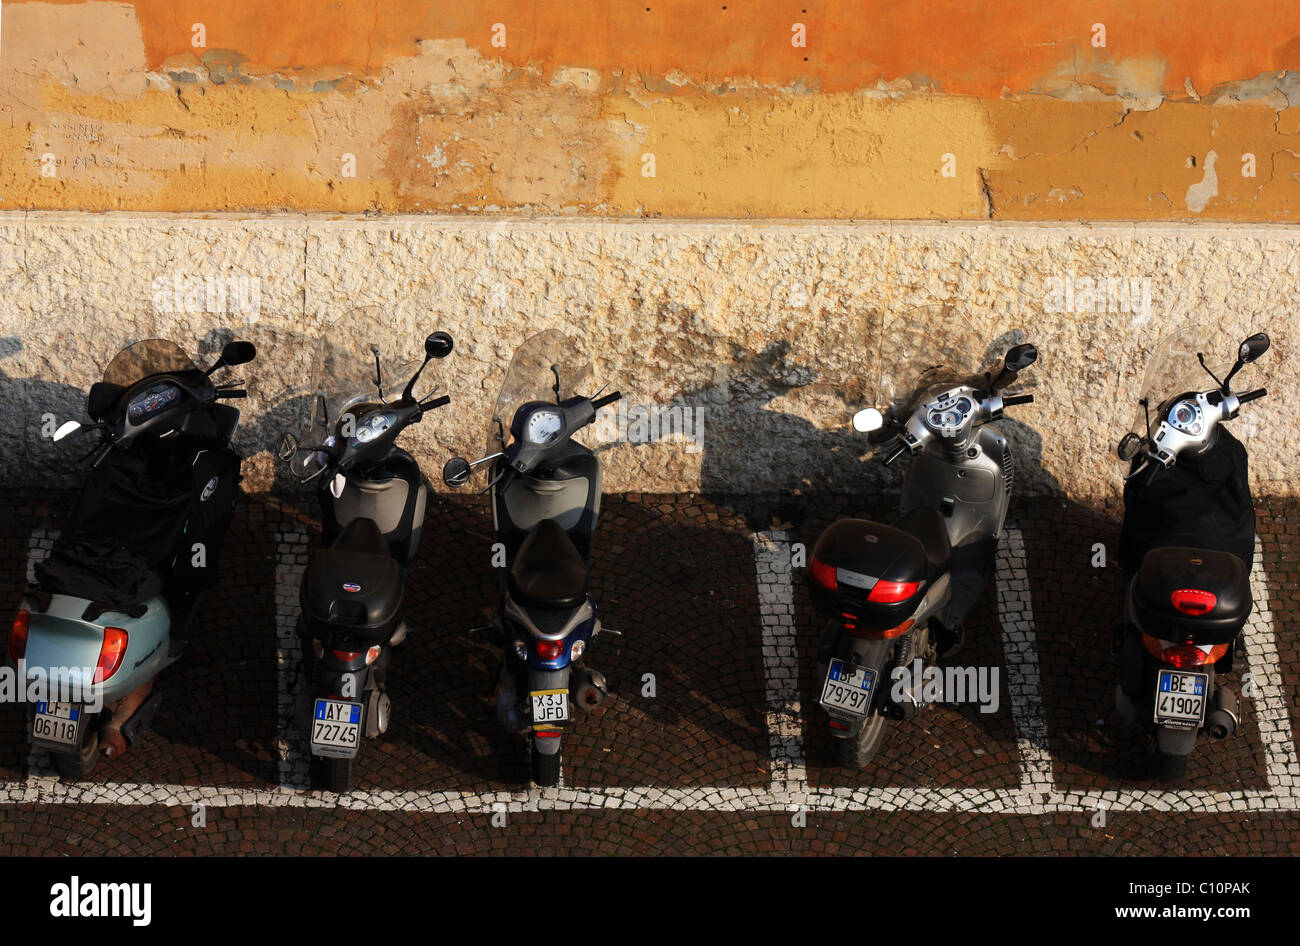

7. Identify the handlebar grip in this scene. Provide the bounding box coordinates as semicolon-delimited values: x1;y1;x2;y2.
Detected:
216;389;248;399
91;441;113;469
592;391;622;410
420;394;451;410
1237;388;1267;404
1002;393;1034;407
884;442;909;466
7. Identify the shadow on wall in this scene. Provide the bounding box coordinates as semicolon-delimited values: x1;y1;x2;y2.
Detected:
650;328;1065;530
0;336;88;488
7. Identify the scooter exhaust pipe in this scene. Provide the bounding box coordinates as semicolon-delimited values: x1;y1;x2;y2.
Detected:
574;668;607;711
1206;685;1239;739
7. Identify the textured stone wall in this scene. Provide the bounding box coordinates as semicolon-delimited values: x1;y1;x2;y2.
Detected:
0;214;1294;501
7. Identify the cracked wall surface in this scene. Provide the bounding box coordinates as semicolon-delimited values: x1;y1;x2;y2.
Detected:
2;1;1300;219
0;215;1295;501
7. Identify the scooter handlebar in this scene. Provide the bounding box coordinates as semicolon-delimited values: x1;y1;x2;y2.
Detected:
883;441;909;466
1237;387;1267;404
1001;393;1034;407
592;391;622;411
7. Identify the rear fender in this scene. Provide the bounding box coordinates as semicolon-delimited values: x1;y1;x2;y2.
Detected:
818;630;893;736
21;592;171;704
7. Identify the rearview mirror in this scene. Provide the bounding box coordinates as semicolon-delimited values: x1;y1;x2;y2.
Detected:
1238;333;1269;364
53;420;81;442
852;408;884;433
425;332;454;359
276;433;299;462
442;457;472;488
221;340;257;367
86;381;123;421
1004;343;1038;372
1117;432;1143;462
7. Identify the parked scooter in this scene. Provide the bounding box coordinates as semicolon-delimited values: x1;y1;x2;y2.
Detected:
9;337;256;778
279;330;454;792
442;330;621;787
808;337;1038;767
1112;330;1270;783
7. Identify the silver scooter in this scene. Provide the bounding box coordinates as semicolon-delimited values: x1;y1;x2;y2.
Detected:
808;339;1038;767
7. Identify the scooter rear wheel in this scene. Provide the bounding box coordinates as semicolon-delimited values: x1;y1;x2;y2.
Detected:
50;722;100;780
530;742;561;787
311;756;353;793
1152;748;1189;785
835;712;889;769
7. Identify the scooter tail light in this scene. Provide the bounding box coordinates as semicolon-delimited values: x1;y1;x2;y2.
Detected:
535;639;565;661
365;645;382;666
849;619;914;640
330;648;362;663
92;627;128;683
9;610;29;661
1171;588;1217;616
809;556;837;592
535;730;561;739
1152;639;1230;669
868;580;920;603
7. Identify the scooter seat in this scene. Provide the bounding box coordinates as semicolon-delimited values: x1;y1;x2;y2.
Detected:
302;518;402;641
509;519;588;608
893;507;952;581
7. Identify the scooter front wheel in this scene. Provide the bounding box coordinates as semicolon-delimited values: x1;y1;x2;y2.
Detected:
50;720;100;780
834;713;890;769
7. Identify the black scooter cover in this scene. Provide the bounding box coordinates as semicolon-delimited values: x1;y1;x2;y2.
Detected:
1118;428;1254;575
35;445;239;607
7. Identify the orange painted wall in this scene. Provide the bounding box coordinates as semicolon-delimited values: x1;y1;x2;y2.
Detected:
5;0;1300;218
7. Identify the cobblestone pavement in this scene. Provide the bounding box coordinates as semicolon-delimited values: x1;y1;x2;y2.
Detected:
1;489;1296;855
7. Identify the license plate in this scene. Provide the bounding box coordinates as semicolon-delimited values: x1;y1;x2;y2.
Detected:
311;699;362;758
32;702;83;747
1154;669;1208;729
530;688;569;726
820;659;876;717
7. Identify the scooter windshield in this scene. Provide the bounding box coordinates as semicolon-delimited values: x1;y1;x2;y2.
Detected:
1127;329;1231;440
289;327;418;479
486;330;593;455
876;310;1025;422
102;339;200;387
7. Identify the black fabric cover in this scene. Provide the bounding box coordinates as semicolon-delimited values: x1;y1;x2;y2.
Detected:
35;445;240;606
1119;428;1255;575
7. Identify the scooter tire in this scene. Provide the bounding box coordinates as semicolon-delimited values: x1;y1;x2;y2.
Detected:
530;742;561;787
1152;748;1189;785
312;756;353;793
835;713;889;769
51;723;100;780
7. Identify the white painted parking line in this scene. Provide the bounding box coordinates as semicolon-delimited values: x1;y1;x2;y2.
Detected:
23;528;57;780
273;526;311;790
753;530;806;794
995;524;1054;799
5;520;1298;817
1241;536;1298;791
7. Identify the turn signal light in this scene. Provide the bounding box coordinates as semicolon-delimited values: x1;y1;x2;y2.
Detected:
9;610;29;661
848;619;915;641
1171;589;1217;616
93;627;128;683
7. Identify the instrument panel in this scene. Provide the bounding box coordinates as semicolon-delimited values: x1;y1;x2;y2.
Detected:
1166;398;1204;437
925;393;975;432
127;381;182;423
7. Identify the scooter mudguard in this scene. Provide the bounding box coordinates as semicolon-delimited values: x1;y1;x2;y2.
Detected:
527;667;569;754
20;592;172;704
818;631;893;738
